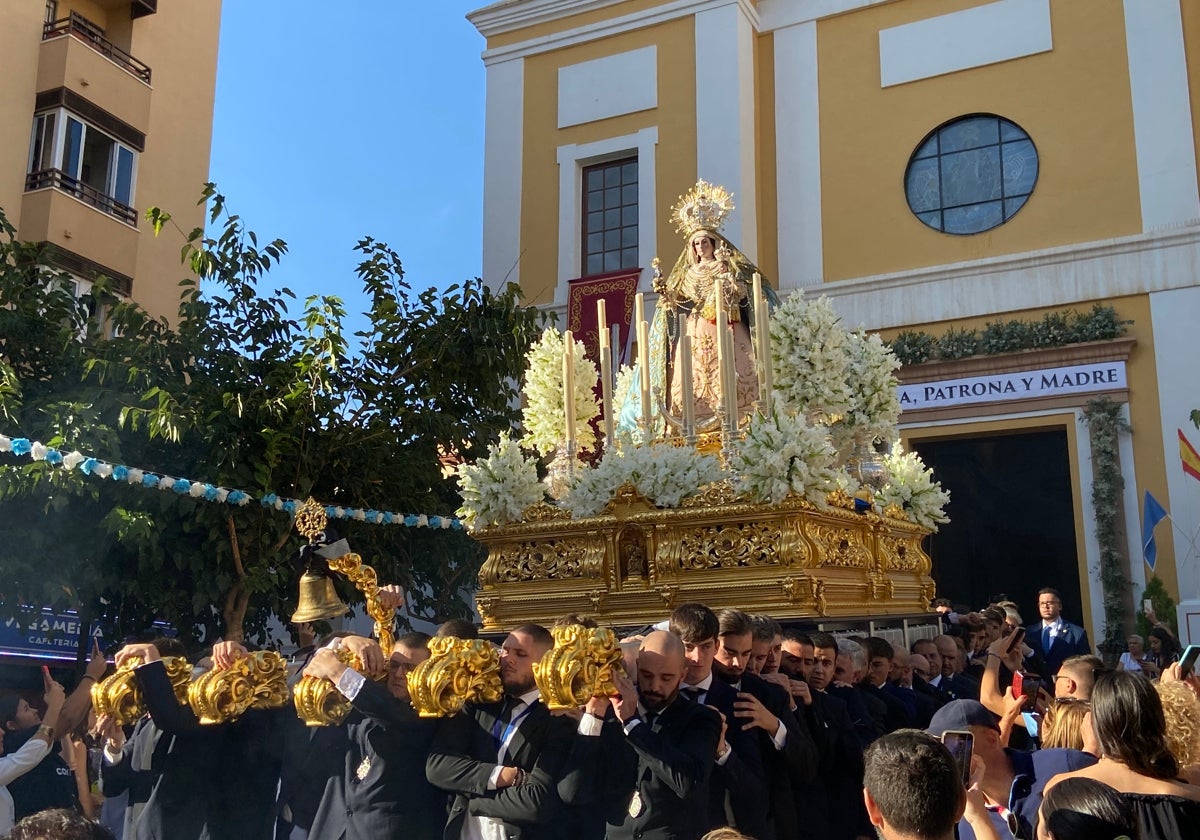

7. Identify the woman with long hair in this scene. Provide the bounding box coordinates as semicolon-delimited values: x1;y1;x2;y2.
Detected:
1040;698;1094;753
1038;777;1139;840
1043;671;1200;838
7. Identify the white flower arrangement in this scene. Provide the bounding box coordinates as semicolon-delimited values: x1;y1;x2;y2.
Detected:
455;433;546;529
561;434;727;518
729;400;840;506
877;445;951;531
842;329;902;445
520;329;601;456
770;291;853;421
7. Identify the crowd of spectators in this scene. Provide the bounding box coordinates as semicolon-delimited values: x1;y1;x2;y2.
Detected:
1;587;1197;840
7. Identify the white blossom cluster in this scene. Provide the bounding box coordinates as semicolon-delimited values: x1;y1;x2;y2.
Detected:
520;329;601;456
877;446;951;531
843;330;902;445
729;401;840;506
561;436;727;518
770;291;852;422
455;433;545;529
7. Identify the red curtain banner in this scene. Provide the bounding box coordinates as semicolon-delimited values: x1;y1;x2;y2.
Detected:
567;269;641;368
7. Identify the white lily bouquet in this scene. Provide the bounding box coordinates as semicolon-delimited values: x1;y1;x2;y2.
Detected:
729;400;840;506
455;433;545;529
877;446;951;531
520;328;601;455
562;434;727;518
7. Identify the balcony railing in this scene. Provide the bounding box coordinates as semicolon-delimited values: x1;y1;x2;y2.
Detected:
25;168;138;227
43;12;152;85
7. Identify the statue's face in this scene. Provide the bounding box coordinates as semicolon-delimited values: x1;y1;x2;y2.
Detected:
691;234;715;260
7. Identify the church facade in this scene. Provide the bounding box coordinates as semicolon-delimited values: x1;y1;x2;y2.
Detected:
468;0;1200;642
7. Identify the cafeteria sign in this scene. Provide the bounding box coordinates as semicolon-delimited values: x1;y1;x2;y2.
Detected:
898;361;1127;412
0;609;103;660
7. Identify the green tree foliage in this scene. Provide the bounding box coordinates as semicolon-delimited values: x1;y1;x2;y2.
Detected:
0;188;547;647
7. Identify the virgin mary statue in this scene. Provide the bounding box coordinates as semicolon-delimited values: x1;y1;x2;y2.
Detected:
618;180;771;437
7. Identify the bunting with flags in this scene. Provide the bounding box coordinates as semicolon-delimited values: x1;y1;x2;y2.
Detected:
0;432;463;531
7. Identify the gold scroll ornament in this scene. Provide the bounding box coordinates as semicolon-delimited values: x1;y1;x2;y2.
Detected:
90;656;192;726
187;650;290;724
533;625;623;711
291;497;399;726
407;636;504;718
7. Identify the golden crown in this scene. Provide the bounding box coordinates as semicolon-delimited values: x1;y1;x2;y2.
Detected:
671;179;734;237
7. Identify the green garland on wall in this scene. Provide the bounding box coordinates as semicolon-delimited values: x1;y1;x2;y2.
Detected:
889;303;1129;365
1082;396;1132;661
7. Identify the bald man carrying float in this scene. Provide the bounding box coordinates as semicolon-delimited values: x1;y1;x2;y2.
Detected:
561;630;723;840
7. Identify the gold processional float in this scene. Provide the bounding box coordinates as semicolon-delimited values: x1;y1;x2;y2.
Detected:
91;499;620;723
92;180;941;724
470;179;937;631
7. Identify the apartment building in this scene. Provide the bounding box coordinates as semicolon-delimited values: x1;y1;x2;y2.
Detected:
0;0;221;322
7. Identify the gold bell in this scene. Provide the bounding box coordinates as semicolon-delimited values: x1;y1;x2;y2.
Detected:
291;570;349;623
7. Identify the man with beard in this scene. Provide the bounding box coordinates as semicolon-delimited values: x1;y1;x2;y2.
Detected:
563;630;721;840
304;631;445;840
427;624;574;840
713;610;817;840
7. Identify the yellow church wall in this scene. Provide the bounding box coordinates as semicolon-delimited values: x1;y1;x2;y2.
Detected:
755;31;780;286
886;292;1178;597
816;0;1142;282
518;17;698;305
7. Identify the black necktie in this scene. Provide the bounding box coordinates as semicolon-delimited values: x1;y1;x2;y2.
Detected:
683;686;704;703
644;711;659;731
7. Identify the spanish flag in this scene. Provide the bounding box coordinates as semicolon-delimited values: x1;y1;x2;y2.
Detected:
1181;428;1200;482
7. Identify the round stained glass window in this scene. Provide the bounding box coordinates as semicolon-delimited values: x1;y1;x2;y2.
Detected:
905;114;1039;235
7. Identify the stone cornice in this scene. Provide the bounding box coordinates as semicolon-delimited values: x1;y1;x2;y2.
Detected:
897;337;1138;385
816;222;1200;331
472;0;761;63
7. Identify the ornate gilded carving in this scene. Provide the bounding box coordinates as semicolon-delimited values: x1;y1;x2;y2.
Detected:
189;651;289;724
407;636;503;718
522;501;573;522
294;646;361;726
808;522;872;568
679;480;738;508
91;656;191;726
533;625;624;711
825;488;857;511
678;522;783;570
470;488;934;629
489;539;589;583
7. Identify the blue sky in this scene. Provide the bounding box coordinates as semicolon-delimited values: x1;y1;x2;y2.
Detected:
209;2;488;325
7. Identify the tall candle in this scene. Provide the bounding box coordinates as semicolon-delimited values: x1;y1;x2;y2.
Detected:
563;330;577;447
752;273;767;399
680;332;695;437
598;311;614;446
714;276;727;422
635;293;645;333
725;322;738;424
758;287;773;409
597;298;607;337
638;319;652;433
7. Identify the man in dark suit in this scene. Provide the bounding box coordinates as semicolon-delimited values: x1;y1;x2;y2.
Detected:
931;636;979;702
803;632;870;840
858;638;913;734
111;640;287;840
305;631;446;840
97;637;189;839
563;630;721;840
667;603;769;839
1026;587;1091;679
713;610;817;840
427;623;575;840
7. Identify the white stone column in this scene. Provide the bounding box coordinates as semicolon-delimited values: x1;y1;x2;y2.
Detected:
694;2;758;262
773;20;822;289
481;57;525;290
